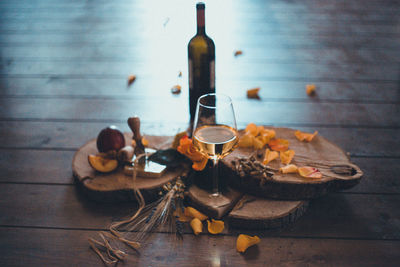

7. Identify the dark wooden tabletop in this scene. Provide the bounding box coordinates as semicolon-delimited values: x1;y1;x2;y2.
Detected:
1;0;400;266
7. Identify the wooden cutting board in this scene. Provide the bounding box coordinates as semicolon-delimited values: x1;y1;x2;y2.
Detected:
221;127;363;200
72;133;186;202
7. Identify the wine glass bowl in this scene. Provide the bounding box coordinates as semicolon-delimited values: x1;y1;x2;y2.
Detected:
192;93;238;198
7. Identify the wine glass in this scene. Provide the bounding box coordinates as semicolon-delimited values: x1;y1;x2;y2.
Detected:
192;93;238;200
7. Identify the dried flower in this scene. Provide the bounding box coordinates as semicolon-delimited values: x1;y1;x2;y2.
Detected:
177;136;208;171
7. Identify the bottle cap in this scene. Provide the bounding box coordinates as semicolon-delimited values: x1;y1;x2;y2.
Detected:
196;2;205;9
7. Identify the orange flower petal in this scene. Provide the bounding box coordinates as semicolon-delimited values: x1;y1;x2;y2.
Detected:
190;218;202;235
268;138;289;152
184;207;208;221
177;136;208;170
298;166;322;179
238;133;254;148
279;164;298;174
253;137;264;150
192;157;208;171
306;84;316;96
174;209;192;222
236;234;260;253
246;87;260;99
207;219;224;234
245;123;259;136
263;149;279;164
295;130;318;142
280;150;295;165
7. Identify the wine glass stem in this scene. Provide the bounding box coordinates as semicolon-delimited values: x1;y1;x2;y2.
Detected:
211;157;219;196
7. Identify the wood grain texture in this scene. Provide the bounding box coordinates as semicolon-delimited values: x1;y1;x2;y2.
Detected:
0;183;399;240
1;0;399;265
1;121;400;157
222;128;362;200
1;98;399;128
1;227;400;267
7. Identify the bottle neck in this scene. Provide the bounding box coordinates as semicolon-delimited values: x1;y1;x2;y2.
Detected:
196;8;205;34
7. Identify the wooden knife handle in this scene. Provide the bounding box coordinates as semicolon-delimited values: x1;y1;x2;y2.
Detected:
127;116;145;155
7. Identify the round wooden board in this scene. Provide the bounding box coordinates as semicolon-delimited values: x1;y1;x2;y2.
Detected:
227;195;309;230
221;127;363;200
72;133;186;202
186;185;308;229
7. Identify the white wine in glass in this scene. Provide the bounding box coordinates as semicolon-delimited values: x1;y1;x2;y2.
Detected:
193;93;238;198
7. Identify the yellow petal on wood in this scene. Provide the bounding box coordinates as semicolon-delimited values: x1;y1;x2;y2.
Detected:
184;207;208;221
306;84;316;96
246;87;260;99
279;164;298;174
268;138;289;152
207;219;224;234
173;209;192;222
236;234;260;253
234;50;243;56
238;133;255;148
245;123;259;136
263;149;279;165
295;130;318;142
253;137;264;150
261;129;276;139
127;75;136;85
298;166;322;179
280;149;295;164
190;218;203;235
171;85;182;94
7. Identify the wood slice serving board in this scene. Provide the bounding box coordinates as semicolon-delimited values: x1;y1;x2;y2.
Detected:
221;127;363;200
227;195;308;230
72;133;186;202
187;185;308;229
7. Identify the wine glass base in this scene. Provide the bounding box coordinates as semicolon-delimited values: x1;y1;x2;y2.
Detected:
207;192;231;208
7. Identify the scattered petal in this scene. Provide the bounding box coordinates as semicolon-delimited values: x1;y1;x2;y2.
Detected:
306;84;316;96
268;138;289;152
171;132;187;149
171;85;182;94
190;218;203;235
295;130;318;142
263;149;279;164
184;207;208;221
247;87;260;99
207;219;224;234
298;166;322;179
234;50;243;56
279;164;298;174
280;149;295;164
174;209;192;222
141;137;149;147
245;123;259;136
192;157;208;171
238;133;255;148
236;234;260;253
253;137;264;150
177;136;208;171
127;75;136;85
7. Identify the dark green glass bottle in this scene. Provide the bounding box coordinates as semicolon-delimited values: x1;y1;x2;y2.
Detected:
188;2;215;130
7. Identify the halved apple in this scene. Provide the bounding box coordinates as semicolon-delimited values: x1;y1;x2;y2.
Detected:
88;154;118;173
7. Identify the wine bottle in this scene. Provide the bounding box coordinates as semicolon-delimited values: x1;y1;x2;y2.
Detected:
188;2;215;132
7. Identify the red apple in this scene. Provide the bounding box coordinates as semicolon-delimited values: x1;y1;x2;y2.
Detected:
96;126;125;153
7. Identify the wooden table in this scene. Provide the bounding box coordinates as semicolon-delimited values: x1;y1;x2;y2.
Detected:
1;0;399;266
